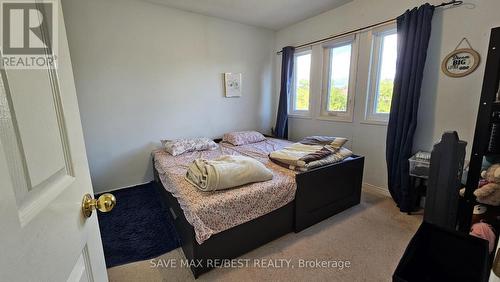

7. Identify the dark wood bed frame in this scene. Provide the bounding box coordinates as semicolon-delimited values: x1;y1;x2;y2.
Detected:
153;146;364;278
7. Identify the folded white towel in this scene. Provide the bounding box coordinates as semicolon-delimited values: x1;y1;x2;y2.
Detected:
185;155;273;192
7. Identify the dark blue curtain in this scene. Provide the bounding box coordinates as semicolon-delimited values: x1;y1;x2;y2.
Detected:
386;4;434;212
274;46;295;139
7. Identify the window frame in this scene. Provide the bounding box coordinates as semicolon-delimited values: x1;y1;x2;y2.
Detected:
319;35;358;122
365;24;397;123
289;49;313;117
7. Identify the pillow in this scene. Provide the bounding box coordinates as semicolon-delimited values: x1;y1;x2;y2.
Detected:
223;131;266;146
161;137;218;156
299;136;348;149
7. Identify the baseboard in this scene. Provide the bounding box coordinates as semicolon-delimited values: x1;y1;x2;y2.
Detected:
363;182;391;197
95;181;152;194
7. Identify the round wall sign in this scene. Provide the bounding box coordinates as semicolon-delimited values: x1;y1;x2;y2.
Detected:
441;48;480;78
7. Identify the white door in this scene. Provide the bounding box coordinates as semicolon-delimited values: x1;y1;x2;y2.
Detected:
0;0;108;281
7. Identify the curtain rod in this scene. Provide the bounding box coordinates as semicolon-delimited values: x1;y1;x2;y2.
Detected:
276;0;463;55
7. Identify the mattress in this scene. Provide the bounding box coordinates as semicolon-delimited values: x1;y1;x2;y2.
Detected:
153;138;297;244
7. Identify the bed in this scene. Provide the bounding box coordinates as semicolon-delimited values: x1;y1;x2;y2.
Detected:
152;138;364;278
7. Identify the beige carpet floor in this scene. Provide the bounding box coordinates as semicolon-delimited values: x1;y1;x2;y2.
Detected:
107;187;422;282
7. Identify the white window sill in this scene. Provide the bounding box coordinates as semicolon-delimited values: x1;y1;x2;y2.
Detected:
288;114;313;120
316;115;353;123
360;119;388;126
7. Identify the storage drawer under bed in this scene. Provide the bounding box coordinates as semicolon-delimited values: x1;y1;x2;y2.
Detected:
294;155;365;232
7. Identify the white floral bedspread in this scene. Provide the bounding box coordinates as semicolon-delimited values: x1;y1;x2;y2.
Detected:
153;138;297;244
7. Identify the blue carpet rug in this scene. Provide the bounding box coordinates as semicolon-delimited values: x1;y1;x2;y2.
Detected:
97;183;180;268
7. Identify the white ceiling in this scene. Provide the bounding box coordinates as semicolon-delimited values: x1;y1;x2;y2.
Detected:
145;0;352;30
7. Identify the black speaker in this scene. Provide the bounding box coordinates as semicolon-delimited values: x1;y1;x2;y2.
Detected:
424;131;467;230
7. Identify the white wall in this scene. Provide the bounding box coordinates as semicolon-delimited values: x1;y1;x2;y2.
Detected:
62;0;275;192
275;0;500;190
63;0;500;193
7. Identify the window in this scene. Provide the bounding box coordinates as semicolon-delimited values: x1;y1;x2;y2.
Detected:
327;44;351;112
285;23;397;123
366;26;397;122
320;36;357;121
289;50;312;116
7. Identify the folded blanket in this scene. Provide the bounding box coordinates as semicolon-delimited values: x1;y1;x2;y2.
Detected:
300;147;333;164
269;143;325;167
185;155;273;191
271;147;353;172
299;136;348;149
297;147;353;171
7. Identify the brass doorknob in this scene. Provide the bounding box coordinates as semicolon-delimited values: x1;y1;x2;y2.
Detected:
82;193;116;218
